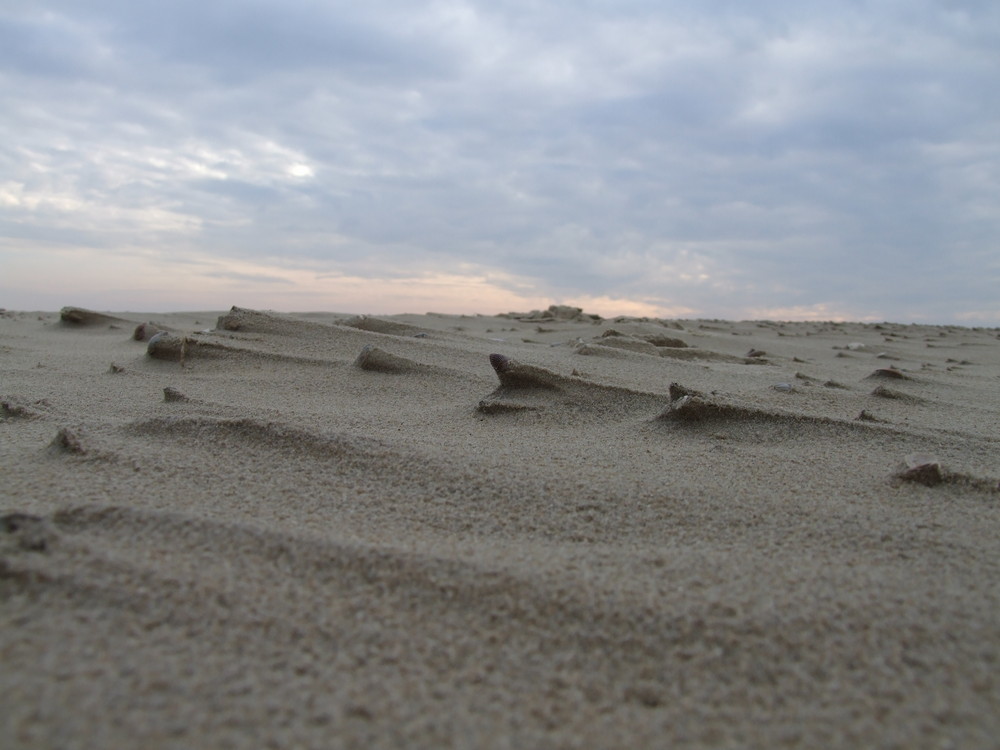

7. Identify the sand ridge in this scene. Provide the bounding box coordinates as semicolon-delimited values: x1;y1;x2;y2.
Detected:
2;305;999;748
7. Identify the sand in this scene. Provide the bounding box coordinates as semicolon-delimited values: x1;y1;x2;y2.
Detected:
2;304;999;749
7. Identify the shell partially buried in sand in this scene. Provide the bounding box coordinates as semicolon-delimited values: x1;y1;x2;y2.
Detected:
354;345;422;374
866;367;911;381
658;383;737;422
145;332;230;363
475;354;567;413
163;386;189;403
133;322;168;342
59;307;127;327
146;332;187;361
488;353;563;390
479;353;667;418
896;454;944;486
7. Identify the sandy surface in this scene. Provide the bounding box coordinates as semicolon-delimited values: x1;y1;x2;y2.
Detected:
2;304;999;749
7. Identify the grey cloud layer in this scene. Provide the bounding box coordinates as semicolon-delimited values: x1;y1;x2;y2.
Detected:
2;0;998;320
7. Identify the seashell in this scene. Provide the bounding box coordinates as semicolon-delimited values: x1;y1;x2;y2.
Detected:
487;354;562;390
668;383;703;401
163;387;189;403
353;345;419;374
643;335;687;348
867;367;909;380
49;427;87;455
133;322;166;341
896;454;943;486
489;353;512;375
146;332;191;363
147;331;170;347
59;307;123;327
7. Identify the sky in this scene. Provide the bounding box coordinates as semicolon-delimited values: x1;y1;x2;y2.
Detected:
2;1;998;323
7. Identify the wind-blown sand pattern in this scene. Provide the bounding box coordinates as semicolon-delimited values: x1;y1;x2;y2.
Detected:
2;305;999;749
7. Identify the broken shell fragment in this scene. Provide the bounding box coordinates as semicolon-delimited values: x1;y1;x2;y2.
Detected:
134;322;167;341
489;353;512;375
867;367;909;380
59;307;125;327
487;354;561;390
163;387;189;403
147;332;181;360
354;345;420;374
896;454;943;486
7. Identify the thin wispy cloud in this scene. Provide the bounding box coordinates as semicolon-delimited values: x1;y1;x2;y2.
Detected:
2;1;998;322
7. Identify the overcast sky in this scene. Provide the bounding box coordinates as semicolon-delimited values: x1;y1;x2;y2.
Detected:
2;1;998;322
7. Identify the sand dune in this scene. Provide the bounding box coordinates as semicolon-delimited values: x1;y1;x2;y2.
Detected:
2;305;999;749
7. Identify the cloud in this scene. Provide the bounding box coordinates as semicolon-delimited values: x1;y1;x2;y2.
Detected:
1;0;998;323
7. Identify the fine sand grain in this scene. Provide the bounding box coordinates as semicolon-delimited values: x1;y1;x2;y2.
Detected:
2;305;999;749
